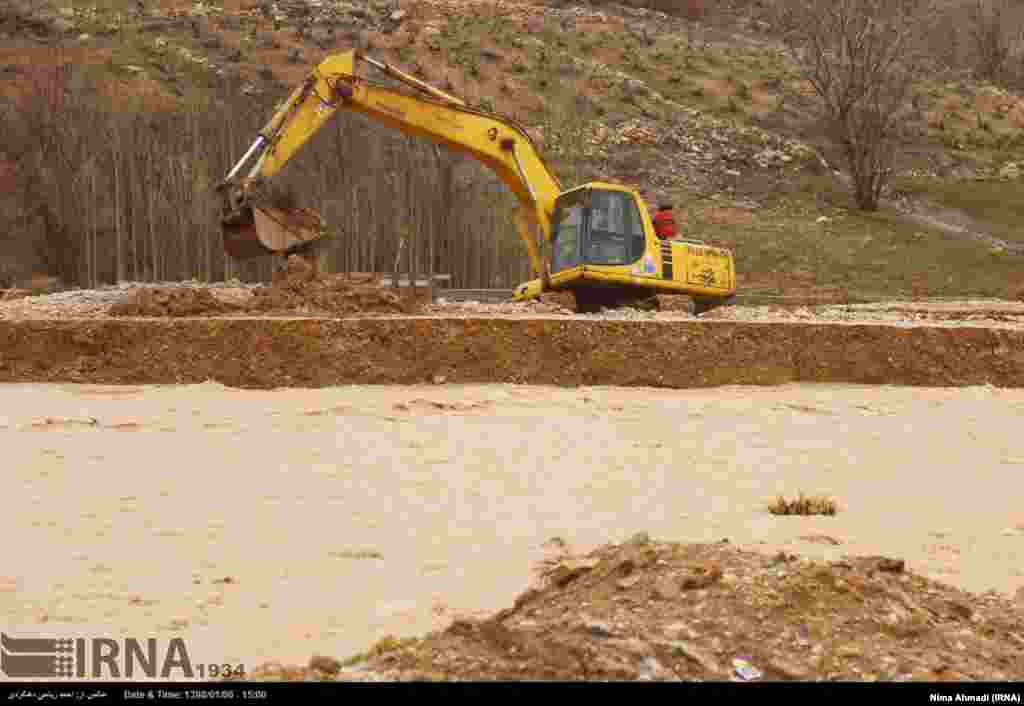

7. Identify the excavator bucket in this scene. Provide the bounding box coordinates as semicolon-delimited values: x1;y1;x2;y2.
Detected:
222;205;326;260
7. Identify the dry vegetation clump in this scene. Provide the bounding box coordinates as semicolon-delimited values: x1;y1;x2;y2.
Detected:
767;493;838;516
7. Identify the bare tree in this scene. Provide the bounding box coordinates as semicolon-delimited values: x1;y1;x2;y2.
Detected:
966;0;1012;83
773;0;935;210
684;0;706;49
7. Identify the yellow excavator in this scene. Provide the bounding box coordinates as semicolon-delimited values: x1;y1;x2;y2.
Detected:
216;49;737;314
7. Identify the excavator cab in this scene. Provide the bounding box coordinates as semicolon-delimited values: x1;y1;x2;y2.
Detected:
549;187;646;275
544;186;658;312
522;183;736;314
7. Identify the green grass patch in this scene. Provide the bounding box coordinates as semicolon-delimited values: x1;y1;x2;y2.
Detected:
682;176;1024;298
339;635;421;668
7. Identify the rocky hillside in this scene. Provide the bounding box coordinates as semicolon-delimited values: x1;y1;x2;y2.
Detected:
4;0;1024;298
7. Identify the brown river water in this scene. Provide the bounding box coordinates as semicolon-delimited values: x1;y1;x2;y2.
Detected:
2;381;1023;672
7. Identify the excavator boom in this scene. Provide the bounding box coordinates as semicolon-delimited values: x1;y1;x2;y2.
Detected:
218;50;560;278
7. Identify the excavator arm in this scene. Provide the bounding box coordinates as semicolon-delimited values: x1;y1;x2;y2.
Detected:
217;50;562;280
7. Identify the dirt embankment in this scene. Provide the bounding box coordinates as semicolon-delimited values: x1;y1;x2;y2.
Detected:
2;256;1024;389
245;537;1024;682
1;316;1023;389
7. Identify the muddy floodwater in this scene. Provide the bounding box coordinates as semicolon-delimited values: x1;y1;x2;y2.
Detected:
2;381;1023;672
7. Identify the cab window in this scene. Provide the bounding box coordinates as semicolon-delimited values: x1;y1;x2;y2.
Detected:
586;191;645;266
550;193;585;273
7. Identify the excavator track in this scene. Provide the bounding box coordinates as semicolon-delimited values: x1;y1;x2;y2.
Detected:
573;286;660;314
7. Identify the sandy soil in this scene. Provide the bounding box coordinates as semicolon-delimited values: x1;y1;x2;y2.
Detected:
2;381;1024;674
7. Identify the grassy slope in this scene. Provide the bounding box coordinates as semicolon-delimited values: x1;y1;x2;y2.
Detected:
9;0;1024;298
686;177;1024;298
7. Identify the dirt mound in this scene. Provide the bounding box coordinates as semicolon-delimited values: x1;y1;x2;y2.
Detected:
244;538;1024;682
0;289;31;302
248;256;417;316
106;257;423;318
109;287;242;317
